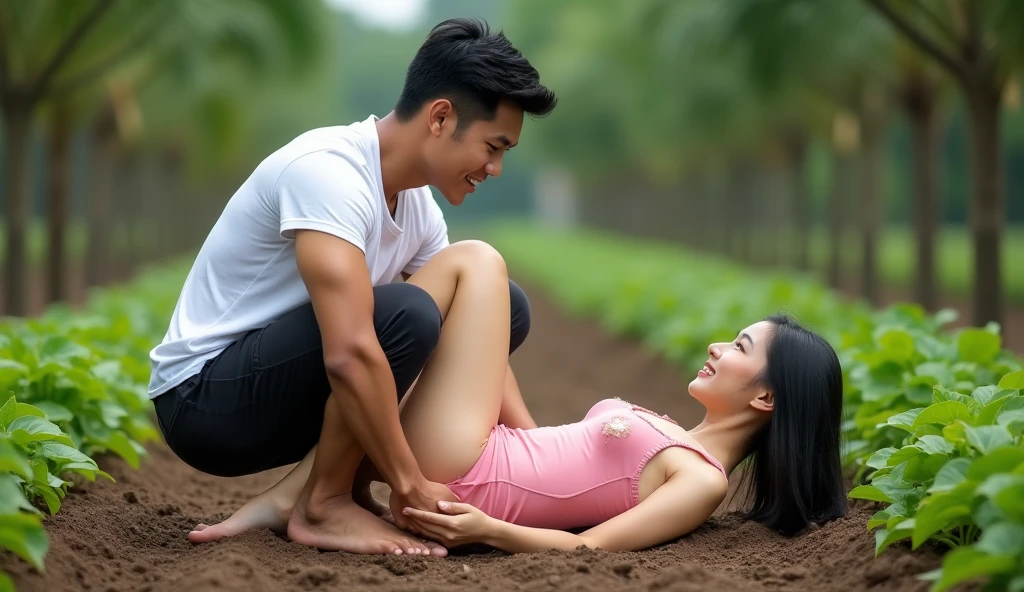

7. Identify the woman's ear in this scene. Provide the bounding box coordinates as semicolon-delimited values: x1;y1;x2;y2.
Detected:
751;390;774;412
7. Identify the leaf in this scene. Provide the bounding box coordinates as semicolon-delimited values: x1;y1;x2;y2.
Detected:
14;403;44;419
998;370;1024;389
916;435;954;455
867;508;890;530
0;396;16;432
975;523;1024;556
970;385;1006;406
912;493;973;549
0;512;48;570
963;424;1013;455
0;572;14;592
887;408;923;433
977;397;1012;426
0;474;36;515
935;547;1015;592
997;409;1024;436
977;474;1024;500
875;520;914;556
878;329;915;361
31;401;73;424
38;336;92;362
849;485;893;503
887;446;925;467
103;431;141;469
913;401;973;430
993;481;1024;522
929;458;972;493
32;482;61;515
37;442;97;470
916;362;955;387
8;416;74;447
0;440;32;481
98;401;128;428
957;329;1000;364
973;499;1004;529
866;447;897;469
967;447;1024;481
934;386;972;406
0;360;27;389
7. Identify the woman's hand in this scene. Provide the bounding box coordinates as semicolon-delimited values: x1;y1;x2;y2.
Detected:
402;501;494;548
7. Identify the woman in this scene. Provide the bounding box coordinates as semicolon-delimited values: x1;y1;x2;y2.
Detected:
364;240;848;553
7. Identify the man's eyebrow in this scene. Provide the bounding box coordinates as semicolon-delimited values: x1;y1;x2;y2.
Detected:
493;135;517;149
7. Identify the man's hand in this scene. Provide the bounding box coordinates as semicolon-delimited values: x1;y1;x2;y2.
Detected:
389;479;460;534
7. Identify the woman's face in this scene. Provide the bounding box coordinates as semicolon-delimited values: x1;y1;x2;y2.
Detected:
688;321;775;415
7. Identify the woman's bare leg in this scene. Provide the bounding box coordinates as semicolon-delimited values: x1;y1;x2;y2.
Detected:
397;240;512;483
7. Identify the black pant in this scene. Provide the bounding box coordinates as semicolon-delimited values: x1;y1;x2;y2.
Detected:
153;280;530;477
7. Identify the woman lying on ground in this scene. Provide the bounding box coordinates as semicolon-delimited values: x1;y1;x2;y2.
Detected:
358;240;848;553
190;240;848;554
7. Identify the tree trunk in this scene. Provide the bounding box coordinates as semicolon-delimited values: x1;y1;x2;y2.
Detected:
785;132;811;271
2;100;33;316
86;106;118;288
904;78;941;312
828;150;856;291
46;103;72;305
964;83;1004;328
859;87;887;306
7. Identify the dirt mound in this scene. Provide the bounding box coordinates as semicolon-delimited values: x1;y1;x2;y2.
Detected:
4;282;952;591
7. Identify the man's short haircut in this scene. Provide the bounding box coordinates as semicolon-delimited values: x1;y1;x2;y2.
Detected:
395;18;557;135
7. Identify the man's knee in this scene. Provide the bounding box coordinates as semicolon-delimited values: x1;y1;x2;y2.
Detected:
509;279;531;354
395;283;443;351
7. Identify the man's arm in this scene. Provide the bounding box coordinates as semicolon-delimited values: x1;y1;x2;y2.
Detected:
296;230;430;497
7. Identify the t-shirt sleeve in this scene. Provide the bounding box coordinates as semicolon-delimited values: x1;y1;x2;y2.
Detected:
276;150;376;252
403;203;450;276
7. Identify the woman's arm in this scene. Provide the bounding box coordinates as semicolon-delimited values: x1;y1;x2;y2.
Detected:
405;465;728;553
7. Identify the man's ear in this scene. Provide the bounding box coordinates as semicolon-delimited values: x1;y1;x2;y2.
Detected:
427;99;454;136
751;390;774;412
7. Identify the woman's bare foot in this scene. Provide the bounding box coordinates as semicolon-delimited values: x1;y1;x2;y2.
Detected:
188;488;293;544
287;492;447;557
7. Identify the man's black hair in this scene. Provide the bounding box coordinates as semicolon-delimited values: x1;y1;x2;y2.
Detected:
395;18;557;135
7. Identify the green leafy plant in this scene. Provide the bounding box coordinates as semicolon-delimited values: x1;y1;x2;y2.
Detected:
850;370;1024;591
0;260;189;587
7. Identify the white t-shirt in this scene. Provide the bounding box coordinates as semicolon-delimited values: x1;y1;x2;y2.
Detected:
147;115;449;398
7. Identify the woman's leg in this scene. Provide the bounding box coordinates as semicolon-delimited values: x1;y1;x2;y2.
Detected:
397;240;512;483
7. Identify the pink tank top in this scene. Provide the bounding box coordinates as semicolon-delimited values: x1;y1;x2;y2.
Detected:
446;399;727;530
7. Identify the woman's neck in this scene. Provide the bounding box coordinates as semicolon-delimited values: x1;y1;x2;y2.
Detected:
687;411;768;475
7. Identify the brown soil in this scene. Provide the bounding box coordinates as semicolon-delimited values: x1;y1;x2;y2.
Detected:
3;280;964;592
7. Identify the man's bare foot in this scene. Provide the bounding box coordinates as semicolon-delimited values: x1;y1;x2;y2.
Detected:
188;489;292;544
287;492;447;557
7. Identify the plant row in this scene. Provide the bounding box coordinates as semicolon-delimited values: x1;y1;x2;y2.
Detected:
0;262;189;590
487;224;1023;592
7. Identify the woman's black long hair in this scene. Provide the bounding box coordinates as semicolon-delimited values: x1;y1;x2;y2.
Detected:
738;314;847;535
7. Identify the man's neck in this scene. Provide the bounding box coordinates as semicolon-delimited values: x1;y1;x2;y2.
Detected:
376;112;429;215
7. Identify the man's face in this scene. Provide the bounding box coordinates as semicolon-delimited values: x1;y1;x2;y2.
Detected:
424;100;524;206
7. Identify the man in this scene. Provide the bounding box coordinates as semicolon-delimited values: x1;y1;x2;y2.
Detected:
147;18;557;555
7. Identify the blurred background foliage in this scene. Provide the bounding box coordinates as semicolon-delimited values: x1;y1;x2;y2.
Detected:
0;0;1022;341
